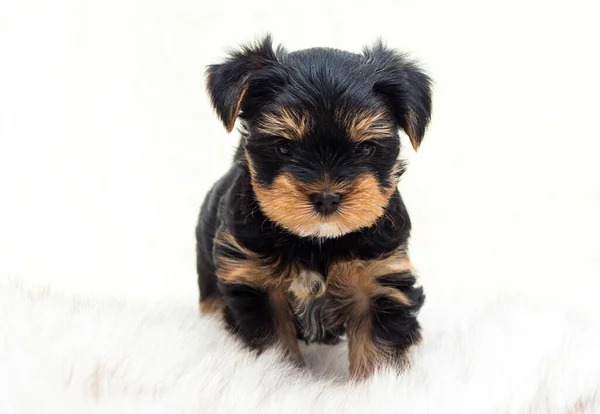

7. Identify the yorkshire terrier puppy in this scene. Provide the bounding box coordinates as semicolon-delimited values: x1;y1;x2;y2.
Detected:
196;35;432;380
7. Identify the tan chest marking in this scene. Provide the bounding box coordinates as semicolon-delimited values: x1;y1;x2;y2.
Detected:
288;269;326;302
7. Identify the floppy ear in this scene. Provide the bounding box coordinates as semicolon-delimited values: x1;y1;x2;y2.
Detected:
364;41;432;151
206;35;281;132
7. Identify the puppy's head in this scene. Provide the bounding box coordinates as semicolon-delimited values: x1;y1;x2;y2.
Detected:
206;35;432;238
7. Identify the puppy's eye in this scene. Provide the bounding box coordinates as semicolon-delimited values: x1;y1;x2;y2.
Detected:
357;142;376;157
277;142;292;156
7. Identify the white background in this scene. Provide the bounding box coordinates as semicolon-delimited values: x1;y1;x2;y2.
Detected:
1;0;599;309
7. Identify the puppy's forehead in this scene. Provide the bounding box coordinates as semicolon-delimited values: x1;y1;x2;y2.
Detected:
252;49;396;141
254;106;395;142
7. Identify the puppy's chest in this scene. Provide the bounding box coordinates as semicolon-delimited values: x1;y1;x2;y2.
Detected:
286;265;337;343
286;250;330;299
284;251;350;343
287;250;327;296
288;267;327;302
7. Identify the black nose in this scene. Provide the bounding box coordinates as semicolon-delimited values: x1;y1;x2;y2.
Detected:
310;191;341;215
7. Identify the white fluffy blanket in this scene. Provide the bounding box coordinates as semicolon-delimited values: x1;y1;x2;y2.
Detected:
1;281;599;413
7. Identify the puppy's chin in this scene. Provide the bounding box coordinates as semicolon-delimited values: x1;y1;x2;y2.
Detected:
292;222;353;239
276;209;385;239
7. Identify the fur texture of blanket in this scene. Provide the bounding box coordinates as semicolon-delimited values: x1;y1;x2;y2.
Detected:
1;282;598;413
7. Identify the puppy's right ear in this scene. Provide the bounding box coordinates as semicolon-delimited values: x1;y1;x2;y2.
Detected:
206;35;280;132
363;40;432;151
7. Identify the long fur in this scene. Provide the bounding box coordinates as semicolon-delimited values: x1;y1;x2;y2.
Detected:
2;281;599;413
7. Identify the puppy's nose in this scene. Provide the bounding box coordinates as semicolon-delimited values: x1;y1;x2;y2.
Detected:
310;191;341;215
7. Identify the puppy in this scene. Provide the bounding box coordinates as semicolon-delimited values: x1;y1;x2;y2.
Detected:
196;35;431;380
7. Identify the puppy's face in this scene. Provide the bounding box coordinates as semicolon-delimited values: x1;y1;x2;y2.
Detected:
245;104;401;238
206;37;432;238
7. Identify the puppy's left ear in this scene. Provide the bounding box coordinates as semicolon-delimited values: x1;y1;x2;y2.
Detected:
206;35;280;132
364;41;432;151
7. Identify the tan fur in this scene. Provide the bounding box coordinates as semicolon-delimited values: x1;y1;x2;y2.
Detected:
347;317;381;381
288;270;325;303
249;166;396;237
255;108;308;140
199;297;225;315
226;84;249;132
214;232;288;287
269;287;305;367
287;269;326;326
326;248;413;315
347;322;409;381
405;110;420;151
339;109;396;142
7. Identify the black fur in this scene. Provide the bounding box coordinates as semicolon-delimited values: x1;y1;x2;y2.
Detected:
372;272;425;351
220;282;274;348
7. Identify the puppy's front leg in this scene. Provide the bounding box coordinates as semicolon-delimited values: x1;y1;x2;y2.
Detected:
214;231;303;366
327;250;425;380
